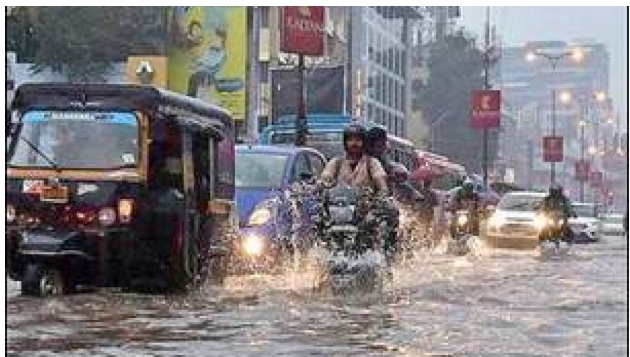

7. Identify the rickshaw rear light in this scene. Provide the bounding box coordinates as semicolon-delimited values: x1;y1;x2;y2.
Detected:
98;208;117;226
117;199;134;223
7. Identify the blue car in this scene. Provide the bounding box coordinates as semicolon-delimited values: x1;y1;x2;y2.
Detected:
234;145;327;270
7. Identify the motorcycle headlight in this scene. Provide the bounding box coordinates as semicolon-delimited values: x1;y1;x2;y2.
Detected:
248;206;272;226
7;204;16;223
457;214;468;226
242;234;265;256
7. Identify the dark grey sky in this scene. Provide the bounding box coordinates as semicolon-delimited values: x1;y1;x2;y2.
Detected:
459;6;628;126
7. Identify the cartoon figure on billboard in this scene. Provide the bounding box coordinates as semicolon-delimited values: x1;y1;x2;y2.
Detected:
169;7;244;99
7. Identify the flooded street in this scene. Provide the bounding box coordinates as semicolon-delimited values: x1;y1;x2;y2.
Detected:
6;235;627;357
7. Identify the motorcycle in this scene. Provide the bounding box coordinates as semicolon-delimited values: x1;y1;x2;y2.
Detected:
537;210;571;257
312;185;391;293
448;209;478;255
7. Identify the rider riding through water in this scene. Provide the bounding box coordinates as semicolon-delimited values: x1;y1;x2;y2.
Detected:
318;123;395;257
449;177;482;237
537;184;576;242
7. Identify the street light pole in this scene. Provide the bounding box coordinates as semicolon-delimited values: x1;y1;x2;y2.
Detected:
579;115;586;202
482;6;490;189
528;49;578;186
551;87;557;185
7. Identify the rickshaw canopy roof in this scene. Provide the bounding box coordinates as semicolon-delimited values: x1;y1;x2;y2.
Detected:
11;83;232;139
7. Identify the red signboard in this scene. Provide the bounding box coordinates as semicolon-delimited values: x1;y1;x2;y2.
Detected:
575;159;590;181
542;136;563;162
471;90;501;129
590;171;603;188
281;7;325;56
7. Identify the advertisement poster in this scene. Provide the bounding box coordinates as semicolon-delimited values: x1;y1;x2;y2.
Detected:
168;7;248;121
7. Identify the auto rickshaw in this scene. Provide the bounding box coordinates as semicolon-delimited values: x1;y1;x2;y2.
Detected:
6;83;237;296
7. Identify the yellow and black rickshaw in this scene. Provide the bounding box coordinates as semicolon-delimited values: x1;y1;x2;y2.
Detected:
6;83;236;296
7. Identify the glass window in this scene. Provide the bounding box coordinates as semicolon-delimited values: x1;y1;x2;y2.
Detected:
235;152;288;189
9;110;139;170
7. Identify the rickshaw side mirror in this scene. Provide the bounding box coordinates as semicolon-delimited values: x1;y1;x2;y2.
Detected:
299;170;314;182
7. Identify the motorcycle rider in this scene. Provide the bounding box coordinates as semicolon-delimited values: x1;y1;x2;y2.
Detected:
448;177;482;237
319;123;393;257
319;123;389;194
537;184;576;242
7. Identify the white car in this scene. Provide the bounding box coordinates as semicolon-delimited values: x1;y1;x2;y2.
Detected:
598;213;626;237
569;202;602;243
486;191;547;248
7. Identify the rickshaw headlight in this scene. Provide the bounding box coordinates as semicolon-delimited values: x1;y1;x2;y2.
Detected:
248;207;272;226
117;199;134;223
7;204;16;223
98;208;117;226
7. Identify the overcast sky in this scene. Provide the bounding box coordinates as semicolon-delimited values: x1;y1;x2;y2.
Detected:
458;6;628;126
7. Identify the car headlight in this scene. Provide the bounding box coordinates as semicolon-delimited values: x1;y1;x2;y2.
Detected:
7;204;16;223
488;213;505;229
248;206;272;226
533;215;548;231
242;234;265;256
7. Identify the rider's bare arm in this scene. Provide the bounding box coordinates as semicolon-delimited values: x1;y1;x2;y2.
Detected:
368;157;389;194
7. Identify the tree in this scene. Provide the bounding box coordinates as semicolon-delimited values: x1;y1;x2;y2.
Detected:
20;7;167;83
6;7;38;62
413;29;499;174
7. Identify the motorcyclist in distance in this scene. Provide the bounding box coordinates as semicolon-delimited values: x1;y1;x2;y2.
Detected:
448;177;482;236
537;184;576;241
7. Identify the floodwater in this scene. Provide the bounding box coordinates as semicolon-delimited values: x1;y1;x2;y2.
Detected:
6;235;628;357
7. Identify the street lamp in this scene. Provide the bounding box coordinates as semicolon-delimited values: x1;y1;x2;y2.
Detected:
526;47;583;185
558;89;608;201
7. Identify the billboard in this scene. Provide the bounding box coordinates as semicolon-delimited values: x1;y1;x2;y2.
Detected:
471;90;501;129
542;136;563;162
271;66;345;123
575;159;590;181
168;7;248;120
281;7;325;56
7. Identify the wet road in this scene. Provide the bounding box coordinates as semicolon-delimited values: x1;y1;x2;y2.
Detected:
6;235;627;357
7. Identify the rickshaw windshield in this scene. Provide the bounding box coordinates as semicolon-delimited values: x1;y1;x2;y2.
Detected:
8;110;140;170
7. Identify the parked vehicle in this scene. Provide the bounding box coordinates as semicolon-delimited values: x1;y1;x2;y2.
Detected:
569;202;602;243
598;213;626;237
234;145;326;272
599;213;626;236
6;83;236;296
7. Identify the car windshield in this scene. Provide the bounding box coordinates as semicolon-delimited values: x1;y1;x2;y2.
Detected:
235;152;288;189
497;194;544;211
8;110;139;170
271;131;343;159
573;204;597;218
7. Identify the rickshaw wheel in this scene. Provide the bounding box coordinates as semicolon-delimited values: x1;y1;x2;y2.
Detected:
22;263;67;297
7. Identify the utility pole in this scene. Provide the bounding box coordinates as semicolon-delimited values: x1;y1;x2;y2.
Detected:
247;7;261;140
295;53;307;146
482;6;490;188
